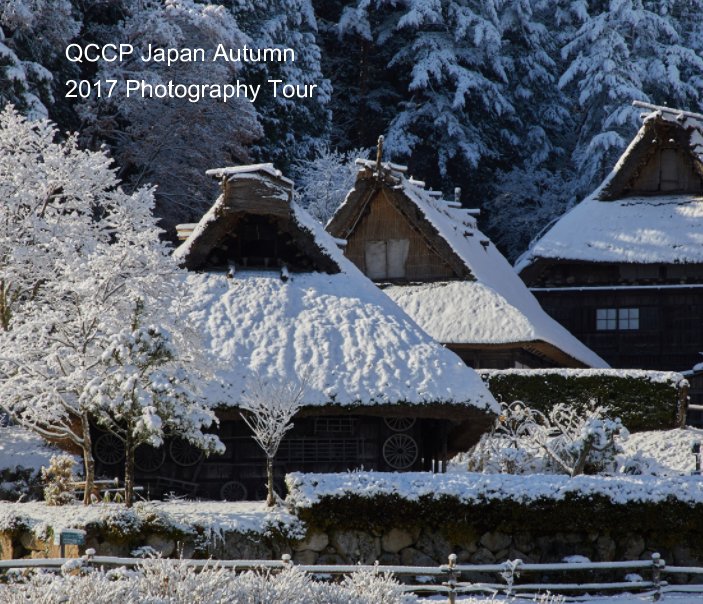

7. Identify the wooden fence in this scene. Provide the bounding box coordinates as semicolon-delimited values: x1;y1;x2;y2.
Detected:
1;550;702;601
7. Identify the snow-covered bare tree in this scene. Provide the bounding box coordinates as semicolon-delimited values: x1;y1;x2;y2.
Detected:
240;376;306;506
467;400;628;477
85;311;224;506
293;146;364;224
0;106;197;504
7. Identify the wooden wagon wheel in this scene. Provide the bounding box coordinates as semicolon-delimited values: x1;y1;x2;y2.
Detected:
382;433;418;470
220;480;248;501
168;439;203;467
134;444;166;473
383;417;417;432
94;433;125;465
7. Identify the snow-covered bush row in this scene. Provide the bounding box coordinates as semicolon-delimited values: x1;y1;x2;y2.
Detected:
0;561;412;604
286;470;703;509
480;369;687;431
0;499;303;547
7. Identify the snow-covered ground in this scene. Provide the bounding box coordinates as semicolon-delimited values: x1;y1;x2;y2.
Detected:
620;427;703;475
424;596;702;603
0;426;75;472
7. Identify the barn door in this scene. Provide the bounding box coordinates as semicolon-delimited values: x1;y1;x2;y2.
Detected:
387;239;409;278
660;148;680;191
365;241;387;279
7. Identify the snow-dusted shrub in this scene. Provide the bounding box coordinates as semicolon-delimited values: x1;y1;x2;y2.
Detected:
465;401;628;476
340;567;411;604
0;561;413;603
41;454;75;506
467;401;545;474
545;405;628;476
99;507;143;541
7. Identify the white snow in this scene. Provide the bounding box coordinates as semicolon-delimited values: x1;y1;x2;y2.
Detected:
384;280;580;347
516;194;703;267
480;367;687;385
205;163;294;186
346;162;607;368
177;167;498;412
621;427;703;475
183;269;495;410
286;469;703;508
0;425;74;472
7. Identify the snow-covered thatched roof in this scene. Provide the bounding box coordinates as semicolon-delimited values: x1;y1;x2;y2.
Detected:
328;160;607;369
174;165;498;423
517;103;703;271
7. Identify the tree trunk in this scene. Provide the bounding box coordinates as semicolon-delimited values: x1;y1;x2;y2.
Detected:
266;456;275;507
571;437;594;477
81;412;95;505
124;432;135;507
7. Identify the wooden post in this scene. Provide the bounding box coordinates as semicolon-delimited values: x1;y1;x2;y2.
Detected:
445;553;458;604
651;552;664;601
376;135;384;175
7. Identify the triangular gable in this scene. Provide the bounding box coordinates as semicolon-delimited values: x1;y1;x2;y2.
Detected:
328;162;474;280
600;104;703;200
175;165;340;274
329;160;607;368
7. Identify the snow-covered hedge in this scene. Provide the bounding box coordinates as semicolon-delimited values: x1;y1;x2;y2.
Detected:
286;471;703;535
479;369;687;431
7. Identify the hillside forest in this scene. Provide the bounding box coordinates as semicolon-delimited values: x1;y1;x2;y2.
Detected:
3;0;703;259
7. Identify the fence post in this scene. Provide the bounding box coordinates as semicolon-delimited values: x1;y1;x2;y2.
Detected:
444;553;458;604
281;554;292;568
651;552;664;602
82;548;96;571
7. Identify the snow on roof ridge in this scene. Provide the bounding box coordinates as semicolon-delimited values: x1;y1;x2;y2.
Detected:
633;100;703;124
354;158;409;173
206;163;294;186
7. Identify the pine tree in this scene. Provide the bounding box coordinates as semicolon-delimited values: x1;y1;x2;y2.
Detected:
559;0;703;192
232;0;332;169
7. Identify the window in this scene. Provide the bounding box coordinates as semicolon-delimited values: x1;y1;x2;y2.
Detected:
596;308;616;330
365;239;409;279
618;307;639;330
596;308;639;331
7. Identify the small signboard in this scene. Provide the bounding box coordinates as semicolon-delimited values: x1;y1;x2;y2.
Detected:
54;529;86;547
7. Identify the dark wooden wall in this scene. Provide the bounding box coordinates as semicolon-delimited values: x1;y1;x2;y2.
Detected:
450;345;559;370
532;287;703;371
93;416;449;501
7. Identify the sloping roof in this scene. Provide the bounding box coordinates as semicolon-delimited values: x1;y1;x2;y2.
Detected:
174;165;498;418
328;161;607;369
516;104;703;271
